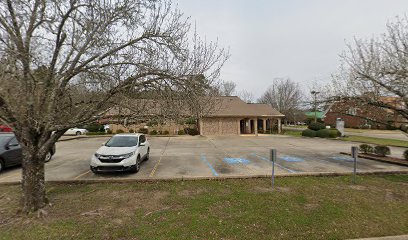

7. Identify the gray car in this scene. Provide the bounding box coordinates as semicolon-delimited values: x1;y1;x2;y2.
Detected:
0;133;56;172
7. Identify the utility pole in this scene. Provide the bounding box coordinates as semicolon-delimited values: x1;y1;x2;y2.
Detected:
311;90;320;123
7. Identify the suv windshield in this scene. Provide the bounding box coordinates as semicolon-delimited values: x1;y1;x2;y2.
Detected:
105;136;138;147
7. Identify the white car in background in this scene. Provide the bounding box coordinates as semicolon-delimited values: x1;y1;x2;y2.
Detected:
90;133;150;173
64;127;88;136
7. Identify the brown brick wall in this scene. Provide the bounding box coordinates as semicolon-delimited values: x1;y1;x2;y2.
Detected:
201;117;239;135
324;100;405;129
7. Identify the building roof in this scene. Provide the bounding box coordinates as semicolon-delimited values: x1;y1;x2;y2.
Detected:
207;96;284;117
104;96;284;119
305;111;324;119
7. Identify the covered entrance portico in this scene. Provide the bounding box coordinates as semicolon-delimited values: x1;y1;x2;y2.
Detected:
239;117;282;135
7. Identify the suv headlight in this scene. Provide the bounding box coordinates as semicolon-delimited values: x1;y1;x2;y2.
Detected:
121;152;135;159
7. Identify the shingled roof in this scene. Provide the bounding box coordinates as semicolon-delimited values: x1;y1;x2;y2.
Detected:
104;96;284;118
207;96;284;117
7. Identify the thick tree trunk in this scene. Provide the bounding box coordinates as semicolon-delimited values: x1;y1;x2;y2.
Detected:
21;149;47;213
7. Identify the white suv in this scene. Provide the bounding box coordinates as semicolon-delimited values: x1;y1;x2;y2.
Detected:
90;134;150;173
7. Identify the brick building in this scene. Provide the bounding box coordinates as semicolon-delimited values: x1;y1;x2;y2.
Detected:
324;97;407;129
199;96;284;135
103;96;284;135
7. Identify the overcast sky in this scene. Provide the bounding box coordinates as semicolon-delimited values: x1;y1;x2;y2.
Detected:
175;0;408;98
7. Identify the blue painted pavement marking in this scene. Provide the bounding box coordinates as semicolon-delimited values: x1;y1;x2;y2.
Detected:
279;156;304;162
250;153;297;173
223;158;251;165
200;153;219;177
329;155;354;162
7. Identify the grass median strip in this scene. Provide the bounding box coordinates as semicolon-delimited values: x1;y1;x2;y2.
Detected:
2;175;407;239
340;135;408;148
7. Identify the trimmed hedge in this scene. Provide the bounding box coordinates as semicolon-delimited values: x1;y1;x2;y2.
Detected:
177;130;185;135
185;128;199;136
149;130;157;135
116;129;124;134
308;122;326;131
302;129;317;137
374;145;391;157
138;128;148;134
328;129;341;138
163;130;169;135
403;150;408;160
359;144;374;154
86;132;109;136
316;129;330;138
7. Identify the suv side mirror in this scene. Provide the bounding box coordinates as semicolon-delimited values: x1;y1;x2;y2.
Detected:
139;142;145;146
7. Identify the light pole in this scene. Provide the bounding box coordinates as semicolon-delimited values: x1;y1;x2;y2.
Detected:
311;91;320;123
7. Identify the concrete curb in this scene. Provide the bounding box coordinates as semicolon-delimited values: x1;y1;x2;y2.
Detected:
350;235;408;240
1;170;407;186
340;152;408;167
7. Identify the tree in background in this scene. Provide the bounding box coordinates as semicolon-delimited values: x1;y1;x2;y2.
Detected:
0;0;227;213
238;90;254;103
332;16;408;130
258;78;303;123
219;81;237;96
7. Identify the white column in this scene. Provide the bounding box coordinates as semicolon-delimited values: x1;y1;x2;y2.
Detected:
254;118;258;136
199;118;203;135
262;119;266;132
278;118;282;134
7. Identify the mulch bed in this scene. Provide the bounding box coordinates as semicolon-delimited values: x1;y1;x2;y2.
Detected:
340;152;408;167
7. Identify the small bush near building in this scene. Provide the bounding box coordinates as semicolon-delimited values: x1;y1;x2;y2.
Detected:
146;120;158;127
116;129;124;134
178;130;185;135
185;128;199;136
302;129;317;137
138;128;148;134
86;132;107;136
359;144;374;154
150;130;158;135
129;129;134;133
403;150;408;160
308;122;326;131
185;117;196;125
316;129;331;138
86;123;105;132
106;129;112;134
163;130;169;135
374;145;391;157
328;129;341;138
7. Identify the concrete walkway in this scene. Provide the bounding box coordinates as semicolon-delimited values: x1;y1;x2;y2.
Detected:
352;235;408;240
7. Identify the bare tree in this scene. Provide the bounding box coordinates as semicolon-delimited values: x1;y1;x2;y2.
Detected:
333;16;408;129
220;81;236;96
0;0;227;213
258;78;302;121
238;90;254;103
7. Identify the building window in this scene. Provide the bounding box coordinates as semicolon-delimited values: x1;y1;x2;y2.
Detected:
347;107;357;116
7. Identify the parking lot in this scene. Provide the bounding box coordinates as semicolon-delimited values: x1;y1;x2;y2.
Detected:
0;135;407;183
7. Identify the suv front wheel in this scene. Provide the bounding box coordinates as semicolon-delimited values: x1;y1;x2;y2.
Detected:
131;155;141;173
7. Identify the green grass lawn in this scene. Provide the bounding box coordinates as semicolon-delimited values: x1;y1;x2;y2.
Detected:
283;129;408;148
283;130;302;137
340;135;408;148
1;175;407;239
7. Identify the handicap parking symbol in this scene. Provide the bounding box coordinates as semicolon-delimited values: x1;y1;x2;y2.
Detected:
223;158;251;165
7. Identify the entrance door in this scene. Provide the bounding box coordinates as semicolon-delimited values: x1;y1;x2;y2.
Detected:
240;119;246;134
